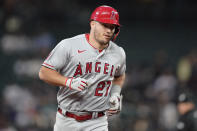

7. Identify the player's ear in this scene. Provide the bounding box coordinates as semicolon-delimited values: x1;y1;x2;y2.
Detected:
90;21;96;28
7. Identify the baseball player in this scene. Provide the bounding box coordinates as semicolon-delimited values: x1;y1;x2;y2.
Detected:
39;5;126;131
176;92;197;131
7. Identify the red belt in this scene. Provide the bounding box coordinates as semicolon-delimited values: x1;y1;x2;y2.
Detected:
58;108;105;121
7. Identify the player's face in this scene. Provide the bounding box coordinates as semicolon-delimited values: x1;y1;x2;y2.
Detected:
92;21;116;45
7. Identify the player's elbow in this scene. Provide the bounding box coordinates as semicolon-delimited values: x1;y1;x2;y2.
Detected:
39;67;45;81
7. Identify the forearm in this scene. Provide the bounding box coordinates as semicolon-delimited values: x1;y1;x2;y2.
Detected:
112;73;126;88
111;73;126;95
39;66;67;87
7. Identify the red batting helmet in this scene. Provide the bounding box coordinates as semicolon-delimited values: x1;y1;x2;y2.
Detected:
90;5;120;41
90;5;120;26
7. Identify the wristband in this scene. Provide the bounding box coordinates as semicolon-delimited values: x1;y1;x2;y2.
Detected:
110;85;121;96
69;77;74;89
65;78;68;87
65;77;73;89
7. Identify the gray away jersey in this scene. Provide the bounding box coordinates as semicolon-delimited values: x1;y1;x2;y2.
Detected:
42;34;126;112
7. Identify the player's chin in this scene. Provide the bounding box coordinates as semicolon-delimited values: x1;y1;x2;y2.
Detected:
102;38;111;44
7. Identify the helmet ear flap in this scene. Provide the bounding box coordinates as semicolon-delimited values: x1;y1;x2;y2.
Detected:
114;26;120;34
112;26;120;41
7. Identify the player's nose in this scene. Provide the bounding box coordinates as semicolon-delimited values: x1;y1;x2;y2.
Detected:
105;28;113;33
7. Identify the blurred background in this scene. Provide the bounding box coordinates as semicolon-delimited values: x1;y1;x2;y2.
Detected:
0;0;197;131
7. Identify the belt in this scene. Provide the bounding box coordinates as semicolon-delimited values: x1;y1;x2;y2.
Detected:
58;108;105;121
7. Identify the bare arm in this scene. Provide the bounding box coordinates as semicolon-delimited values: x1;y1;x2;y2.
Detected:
39;66;67;87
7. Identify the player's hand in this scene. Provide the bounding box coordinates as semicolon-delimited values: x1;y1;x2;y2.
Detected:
66;77;88;91
108;93;122;115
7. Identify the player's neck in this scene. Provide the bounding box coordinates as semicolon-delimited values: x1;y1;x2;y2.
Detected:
89;34;109;50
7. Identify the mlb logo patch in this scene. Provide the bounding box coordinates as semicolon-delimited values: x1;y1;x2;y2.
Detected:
110;11;117;20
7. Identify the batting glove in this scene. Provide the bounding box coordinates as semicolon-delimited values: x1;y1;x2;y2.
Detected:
65;77;88;91
108;93;123;115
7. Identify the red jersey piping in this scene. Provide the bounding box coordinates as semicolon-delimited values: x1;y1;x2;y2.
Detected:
43;62;54;68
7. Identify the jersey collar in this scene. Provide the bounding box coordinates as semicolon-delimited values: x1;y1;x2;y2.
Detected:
85;33;107;53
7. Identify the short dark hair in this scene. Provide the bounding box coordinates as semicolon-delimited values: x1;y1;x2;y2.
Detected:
177;91;196;104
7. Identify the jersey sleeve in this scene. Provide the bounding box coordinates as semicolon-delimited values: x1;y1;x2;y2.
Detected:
115;47;126;77
42;40;70;71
